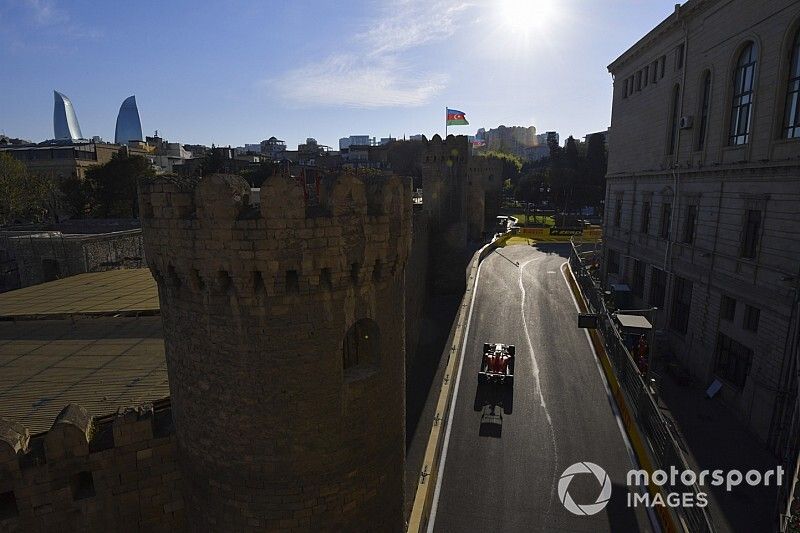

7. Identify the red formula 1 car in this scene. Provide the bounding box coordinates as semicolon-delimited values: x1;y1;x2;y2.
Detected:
478;343;515;386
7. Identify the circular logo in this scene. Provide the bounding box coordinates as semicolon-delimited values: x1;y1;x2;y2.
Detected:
558;462;612;516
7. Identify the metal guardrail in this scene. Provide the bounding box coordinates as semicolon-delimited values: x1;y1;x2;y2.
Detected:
569;239;715;533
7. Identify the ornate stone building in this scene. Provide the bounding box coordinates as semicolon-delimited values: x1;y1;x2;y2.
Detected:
603;0;800;452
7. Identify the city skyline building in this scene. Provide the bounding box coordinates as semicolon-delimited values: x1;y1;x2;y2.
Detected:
53;91;83;141
114;95;143;145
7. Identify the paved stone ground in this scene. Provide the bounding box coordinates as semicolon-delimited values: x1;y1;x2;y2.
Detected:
656;366;781;533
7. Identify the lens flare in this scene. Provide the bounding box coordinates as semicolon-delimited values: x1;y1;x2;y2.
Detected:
498;0;558;37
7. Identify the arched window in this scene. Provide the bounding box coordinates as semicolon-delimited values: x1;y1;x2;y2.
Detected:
785;29;800;139
729;43;757;145
668;85;681;155
343;319;379;374
697;71;712;150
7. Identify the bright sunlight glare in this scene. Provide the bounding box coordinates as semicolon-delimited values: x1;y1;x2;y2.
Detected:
497;0;558;37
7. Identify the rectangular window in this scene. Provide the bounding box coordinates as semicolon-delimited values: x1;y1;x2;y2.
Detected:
714;332;752;388
640;201;651;234
660;55;666;78
676;43;685;70
649;268;667;307
698;73;712;150
682;205;697;244
729;44;757;145
643;66;649;87
651;61;659;83
631;260;645;298
623;78;629;98
740;209;761;259
614;199;622;227
720;295;736;321
743;305;760;332
660;203;672;239
607;249;620;274
670;275;693;334
636;71;642;91
786;31;800;137
669;85;681;155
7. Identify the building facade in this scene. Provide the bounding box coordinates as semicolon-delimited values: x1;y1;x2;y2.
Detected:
53;91;83;141
604;0;800;452
476;125;538;159
0;141;120;180
114;96;144;145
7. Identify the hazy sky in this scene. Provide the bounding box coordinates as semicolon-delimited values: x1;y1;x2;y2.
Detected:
0;0;683;148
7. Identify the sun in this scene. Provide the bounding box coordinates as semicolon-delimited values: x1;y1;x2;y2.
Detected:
498;0;557;36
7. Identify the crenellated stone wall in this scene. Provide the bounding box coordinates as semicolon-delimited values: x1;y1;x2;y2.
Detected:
138;172;411;531
420;135;471;294
0;402;183;532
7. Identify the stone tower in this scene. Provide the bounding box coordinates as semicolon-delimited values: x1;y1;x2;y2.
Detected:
421;134;470;293
138;173;411;531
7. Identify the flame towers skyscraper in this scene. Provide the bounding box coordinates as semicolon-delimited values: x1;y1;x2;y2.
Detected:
114;95;143;145
53;91;84;141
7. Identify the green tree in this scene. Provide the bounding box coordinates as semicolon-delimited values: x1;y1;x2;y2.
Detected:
59;175;92;219
585;133;608;210
0;152;55;225
564;136;579;169
199;147;229;176
240;161;280;187
480;150;522;184
84;153;156;218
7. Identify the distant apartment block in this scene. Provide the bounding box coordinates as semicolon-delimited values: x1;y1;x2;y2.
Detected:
339;135;371;150
0;140;138;180
260;136;287;159
603;0;800;453
475;125;538;159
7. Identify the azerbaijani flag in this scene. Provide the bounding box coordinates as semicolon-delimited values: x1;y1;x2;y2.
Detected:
446;108;469;126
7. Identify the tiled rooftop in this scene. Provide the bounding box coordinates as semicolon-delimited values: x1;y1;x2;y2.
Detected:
0;269;158;318
0;316;167;434
0;268;167;434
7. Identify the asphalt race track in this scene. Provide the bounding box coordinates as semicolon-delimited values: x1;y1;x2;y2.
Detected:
429;243;655;533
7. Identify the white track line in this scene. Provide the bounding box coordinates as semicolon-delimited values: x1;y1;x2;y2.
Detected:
560;261;661;533
426;254;486;533
518;258;559;516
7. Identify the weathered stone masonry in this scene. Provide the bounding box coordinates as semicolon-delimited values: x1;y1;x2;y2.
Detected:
138;173;411;531
0;402;183;532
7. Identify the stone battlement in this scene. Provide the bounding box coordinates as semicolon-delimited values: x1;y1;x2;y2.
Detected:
0;401;183;531
138;172;412;299
138;172;410;530
421;134;469;163
0;402;173;475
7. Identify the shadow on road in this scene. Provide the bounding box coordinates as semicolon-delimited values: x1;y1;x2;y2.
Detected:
606;481;645;533
530;242;571;258
479;407;503;438
473;381;514;416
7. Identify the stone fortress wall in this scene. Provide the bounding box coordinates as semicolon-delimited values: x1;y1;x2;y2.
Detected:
138;172;411;532
0;135;502;532
0;402;183;532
